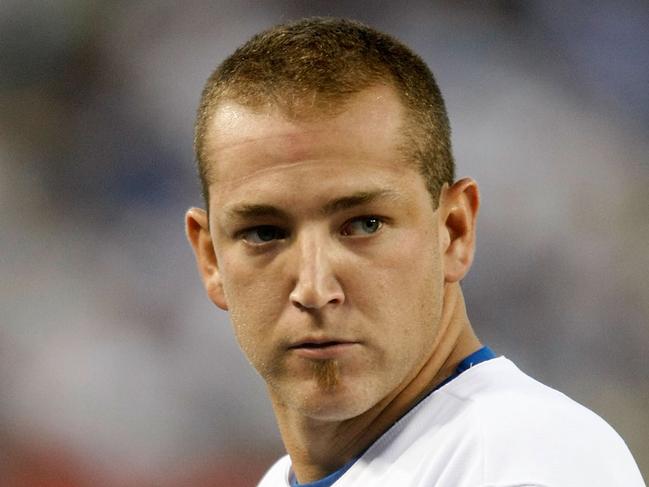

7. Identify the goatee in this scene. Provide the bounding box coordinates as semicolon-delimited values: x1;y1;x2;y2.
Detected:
310;359;340;391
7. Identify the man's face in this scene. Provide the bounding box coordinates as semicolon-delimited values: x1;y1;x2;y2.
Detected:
201;85;448;421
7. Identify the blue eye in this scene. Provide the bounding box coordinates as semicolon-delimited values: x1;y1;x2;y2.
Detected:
241;226;287;244
341;217;383;237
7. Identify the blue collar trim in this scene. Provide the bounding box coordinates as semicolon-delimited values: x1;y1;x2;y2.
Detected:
433;345;497;392
289;456;356;487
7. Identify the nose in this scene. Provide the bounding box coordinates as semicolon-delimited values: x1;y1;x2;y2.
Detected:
289;230;345;310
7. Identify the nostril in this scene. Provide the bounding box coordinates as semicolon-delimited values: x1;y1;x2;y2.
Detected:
292;300;309;312
290;282;344;310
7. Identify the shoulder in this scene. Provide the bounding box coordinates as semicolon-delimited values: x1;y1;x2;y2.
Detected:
438;357;645;486
444;356;626;448
256;454;292;487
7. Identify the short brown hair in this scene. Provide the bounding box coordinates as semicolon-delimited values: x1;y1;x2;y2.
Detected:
194;17;454;209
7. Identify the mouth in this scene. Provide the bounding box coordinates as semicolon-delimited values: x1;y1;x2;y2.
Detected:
288;339;359;360
291;341;343;349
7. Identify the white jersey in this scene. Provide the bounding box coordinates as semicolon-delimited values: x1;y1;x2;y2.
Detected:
258;356;645;487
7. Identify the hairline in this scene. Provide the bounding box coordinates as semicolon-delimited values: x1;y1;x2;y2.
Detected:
197;83;439;213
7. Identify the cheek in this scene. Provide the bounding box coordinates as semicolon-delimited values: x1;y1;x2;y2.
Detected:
220;254;283;310
219;259;286;357
227;295;280;377
358;229;442;334
369;270;441;338
373;228;441;295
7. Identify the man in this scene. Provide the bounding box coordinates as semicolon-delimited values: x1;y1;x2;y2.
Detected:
186;18;644;487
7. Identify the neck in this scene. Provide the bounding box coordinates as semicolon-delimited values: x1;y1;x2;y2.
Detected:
273;283;481;484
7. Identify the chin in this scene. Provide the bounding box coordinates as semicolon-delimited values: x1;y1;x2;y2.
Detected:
299;393;369;422
269;362;382;420
295;378;374;422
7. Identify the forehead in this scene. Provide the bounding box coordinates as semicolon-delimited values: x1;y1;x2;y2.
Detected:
204;85;408;180
201;85;425;215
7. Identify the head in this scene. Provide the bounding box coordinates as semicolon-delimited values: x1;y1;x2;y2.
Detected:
194;17;455;210
186;18;479;423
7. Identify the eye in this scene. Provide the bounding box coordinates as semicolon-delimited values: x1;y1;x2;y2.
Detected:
240;225;287;244
341;216;383;237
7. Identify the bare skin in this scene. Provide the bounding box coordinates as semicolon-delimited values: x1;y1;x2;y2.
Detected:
276;283;481;481
186;84;481;483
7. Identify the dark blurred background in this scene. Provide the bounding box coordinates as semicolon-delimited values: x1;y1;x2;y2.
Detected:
1;1;647;485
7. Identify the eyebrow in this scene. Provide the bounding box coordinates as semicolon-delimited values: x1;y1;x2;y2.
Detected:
223;189;400;221
320;189;400;215
224;204;290;221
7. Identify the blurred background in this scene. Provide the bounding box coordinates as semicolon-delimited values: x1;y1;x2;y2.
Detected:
1;1;647;485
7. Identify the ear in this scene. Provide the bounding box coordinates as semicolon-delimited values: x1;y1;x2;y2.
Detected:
438;178;480;283
185;207;229;310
